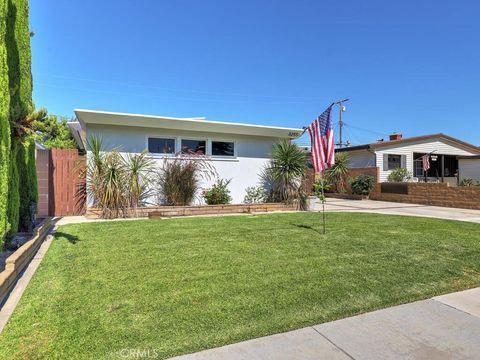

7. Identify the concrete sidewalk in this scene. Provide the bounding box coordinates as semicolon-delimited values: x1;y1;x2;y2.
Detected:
320;198;480;223
172;288;480;360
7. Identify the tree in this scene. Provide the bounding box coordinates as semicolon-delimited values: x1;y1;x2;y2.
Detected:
0;0;10;243
33;113;77;149
325;152;350;193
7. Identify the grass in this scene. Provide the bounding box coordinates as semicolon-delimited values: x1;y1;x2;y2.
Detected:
1;212;480;359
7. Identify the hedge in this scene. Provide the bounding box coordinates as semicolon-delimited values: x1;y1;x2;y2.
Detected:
6;0;33;111
17;138;37;232
6;140;19;237
0;0;11;244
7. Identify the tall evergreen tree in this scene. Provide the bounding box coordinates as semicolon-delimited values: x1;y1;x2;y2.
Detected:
0;0;11;243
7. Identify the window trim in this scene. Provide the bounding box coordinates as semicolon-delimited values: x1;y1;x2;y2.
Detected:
387;154;402;171
210;139;236;158
145;135;178;156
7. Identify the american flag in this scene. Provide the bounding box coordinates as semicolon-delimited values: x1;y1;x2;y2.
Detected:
307;105;335;172
422;154;430;172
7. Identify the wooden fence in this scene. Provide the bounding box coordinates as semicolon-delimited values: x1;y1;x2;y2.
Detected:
36;149;86;217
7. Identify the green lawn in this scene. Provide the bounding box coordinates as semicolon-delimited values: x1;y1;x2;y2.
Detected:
1;213;480;359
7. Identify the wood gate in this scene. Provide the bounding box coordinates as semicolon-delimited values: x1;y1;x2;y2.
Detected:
36;149;86;217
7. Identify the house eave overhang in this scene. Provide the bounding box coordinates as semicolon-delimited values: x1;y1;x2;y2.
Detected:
74;109;303;139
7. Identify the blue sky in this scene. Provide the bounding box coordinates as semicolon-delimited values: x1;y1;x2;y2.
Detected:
30;0;479;145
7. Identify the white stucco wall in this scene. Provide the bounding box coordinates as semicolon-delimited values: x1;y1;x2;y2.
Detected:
86;124;281;204
458;158;480;181
374;139;476;182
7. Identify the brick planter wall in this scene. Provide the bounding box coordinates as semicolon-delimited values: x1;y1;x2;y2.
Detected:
370;182;480;210
86;203;298;219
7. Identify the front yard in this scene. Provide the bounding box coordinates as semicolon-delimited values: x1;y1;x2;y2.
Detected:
1;212;479;359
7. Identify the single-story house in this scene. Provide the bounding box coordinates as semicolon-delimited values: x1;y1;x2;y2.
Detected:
337;133;480;183
457;155;480;182
73;109;303;204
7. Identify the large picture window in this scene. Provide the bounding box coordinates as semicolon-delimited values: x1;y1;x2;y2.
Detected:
181;139;206;155
148;137;175;154
211;141;235;156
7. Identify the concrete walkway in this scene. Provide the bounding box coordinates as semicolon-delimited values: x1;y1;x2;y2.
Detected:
319;198;480;223
172;288;480;360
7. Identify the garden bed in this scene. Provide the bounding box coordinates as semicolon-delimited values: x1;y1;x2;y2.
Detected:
86;203;298;219
325;193;368;200
0;218;52;305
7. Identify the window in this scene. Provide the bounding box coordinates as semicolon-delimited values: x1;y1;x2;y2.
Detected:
212;141;235;156
181;139;206;155
148;137;175;154
387;154;402;170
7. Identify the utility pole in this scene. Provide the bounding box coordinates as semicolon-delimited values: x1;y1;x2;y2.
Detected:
334;98;349;148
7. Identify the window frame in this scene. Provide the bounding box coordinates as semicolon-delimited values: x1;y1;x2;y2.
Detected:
146;136;177;156
387;154;402;170
180;138;208;155
210;139;236;158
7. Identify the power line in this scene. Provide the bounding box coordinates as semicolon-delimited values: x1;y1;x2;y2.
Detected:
35;72;324;102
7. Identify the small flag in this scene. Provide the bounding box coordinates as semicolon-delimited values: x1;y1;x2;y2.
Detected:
307;105;335;172
422;154;430;172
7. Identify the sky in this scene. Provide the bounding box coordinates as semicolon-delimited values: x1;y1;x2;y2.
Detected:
30;0;480;146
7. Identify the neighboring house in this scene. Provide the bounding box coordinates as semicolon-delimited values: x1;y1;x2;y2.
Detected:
337;133;480;183
73;109;303;204
457;155;480;182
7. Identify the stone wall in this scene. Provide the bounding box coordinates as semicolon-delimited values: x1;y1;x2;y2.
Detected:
370;182;480;210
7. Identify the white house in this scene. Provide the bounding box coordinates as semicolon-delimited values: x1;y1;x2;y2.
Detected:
73;109;303;204
337;133;480;183
457;155;480;182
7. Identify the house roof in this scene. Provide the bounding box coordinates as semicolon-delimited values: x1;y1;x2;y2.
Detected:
336;133;480;154
74;109;303;139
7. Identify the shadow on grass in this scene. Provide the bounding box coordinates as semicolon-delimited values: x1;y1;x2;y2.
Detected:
291;223;322;234
54;232;80;244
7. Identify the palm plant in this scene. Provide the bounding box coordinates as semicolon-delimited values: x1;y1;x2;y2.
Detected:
267;140;307;203
325;152;349;193
123;152;154;213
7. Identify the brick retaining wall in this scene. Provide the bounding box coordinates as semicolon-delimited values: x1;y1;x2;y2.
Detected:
370;182;480;210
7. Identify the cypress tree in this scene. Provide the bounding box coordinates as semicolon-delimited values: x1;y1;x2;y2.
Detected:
0;0;11;244
6;140;19;237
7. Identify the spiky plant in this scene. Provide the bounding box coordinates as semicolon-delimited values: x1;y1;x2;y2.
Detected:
123;151;154;213
267;140;307;203
325;152;350;193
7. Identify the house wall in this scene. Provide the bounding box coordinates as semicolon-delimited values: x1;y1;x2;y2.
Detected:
374;139;476;182
458;158;480;181
86;124;280;204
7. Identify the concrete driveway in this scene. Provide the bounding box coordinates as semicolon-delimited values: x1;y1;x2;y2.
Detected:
172;288;480;360
319;198;480;223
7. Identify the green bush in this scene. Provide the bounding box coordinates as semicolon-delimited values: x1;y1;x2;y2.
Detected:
17;138;37;232
244;186;268;204
350;175;375;195
387;168;412;182
203;179;232;205
6;140;19;238
0;0;11;244
459;178;480;187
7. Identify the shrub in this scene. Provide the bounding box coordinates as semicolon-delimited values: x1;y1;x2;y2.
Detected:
351;175;375;195
157;153;216;206
387;168;412;182
459;178;480;187
83;136;155;218
33;113;77;149
17;138;37;232
313;178;332;203
244;186;268;204
265;140;307;203
324;152;349;193
6;140;19;238
0;0;10;243
203;179;232;205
